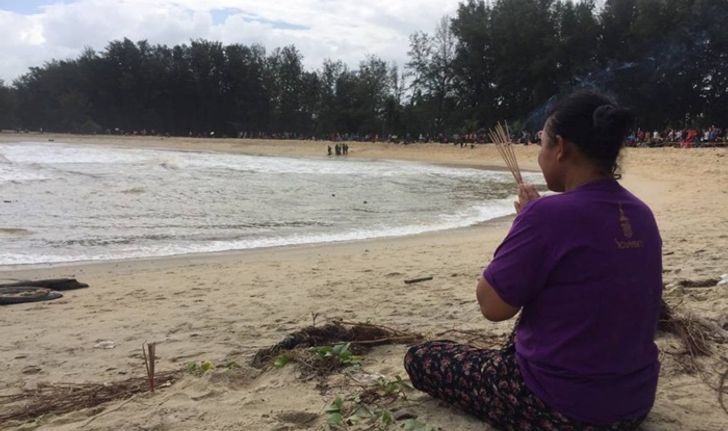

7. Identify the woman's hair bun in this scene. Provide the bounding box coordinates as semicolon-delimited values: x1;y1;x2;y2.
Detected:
593;104;635;134
592;104;614;128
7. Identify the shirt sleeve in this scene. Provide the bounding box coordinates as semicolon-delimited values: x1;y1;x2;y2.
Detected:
483;202;555;307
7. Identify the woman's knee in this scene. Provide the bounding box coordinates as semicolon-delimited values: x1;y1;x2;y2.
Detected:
403;343;426;375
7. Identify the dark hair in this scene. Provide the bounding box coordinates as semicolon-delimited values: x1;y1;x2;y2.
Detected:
545;91;635;178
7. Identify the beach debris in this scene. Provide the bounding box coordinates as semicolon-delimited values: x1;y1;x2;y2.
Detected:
0;286;63;305
186;360;215;376
718;274;728;286
271;343;360;378
0;278;89;291
21;366;42;375
322;375;431;430
658;300;714;370
719;368;728;417
403;276;433;285
251;321;424;373
677;278;720;288
0;279;88;305
93;340;116;349
271;342;366;377
0;371;181;423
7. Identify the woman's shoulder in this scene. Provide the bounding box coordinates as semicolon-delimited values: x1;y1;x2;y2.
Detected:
515;194;567;227
619;186;654;211
521;186;652;221
521;193;571;216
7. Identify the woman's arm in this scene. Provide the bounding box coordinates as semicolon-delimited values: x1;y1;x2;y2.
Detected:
479;184;541;321
476;277;519;322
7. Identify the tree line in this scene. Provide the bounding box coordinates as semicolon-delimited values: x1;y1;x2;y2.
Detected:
0;0;725;138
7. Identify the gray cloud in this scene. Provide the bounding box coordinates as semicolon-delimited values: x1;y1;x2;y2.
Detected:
0;0;462;83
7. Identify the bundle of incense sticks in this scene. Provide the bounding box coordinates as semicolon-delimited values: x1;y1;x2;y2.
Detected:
488;122;523;185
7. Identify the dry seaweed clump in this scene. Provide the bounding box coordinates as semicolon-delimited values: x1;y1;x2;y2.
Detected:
251;321;424;375
0;371;180;424
658;299;714;367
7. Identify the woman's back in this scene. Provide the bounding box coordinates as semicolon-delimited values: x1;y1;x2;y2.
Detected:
485;178;662;424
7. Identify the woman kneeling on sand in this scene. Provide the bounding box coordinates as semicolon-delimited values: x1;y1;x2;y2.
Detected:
404;91;662;430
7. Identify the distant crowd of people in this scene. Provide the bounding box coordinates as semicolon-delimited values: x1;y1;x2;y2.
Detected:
625;126;728;148
13;125;728;149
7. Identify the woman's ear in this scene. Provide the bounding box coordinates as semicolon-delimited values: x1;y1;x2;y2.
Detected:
555;134;568;161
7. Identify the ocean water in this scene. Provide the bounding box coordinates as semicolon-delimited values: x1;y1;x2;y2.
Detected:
0;142;542;266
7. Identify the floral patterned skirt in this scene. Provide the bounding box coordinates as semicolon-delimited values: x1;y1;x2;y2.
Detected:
403;341;645;431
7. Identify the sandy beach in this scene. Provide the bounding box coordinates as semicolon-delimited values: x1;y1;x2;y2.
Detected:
1;133;727;430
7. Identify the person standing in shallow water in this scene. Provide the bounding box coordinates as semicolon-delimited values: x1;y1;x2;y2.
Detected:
404;91;662;430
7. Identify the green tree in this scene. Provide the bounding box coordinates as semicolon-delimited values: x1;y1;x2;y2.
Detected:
225;44;271;135
488;0;560;120
598;0;638;62
553;0;600;77
267;45;306;133
0;80;17;129
317;59;347;136
407;16;458;135
451;0;496;128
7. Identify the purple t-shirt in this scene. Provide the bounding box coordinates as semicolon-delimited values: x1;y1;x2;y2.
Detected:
483;179;661;425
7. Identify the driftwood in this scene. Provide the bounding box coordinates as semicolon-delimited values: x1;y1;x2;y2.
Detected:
0;279;87;305
677;278;719;288
403;276;433;284
0;278;89;291
0;286;63;305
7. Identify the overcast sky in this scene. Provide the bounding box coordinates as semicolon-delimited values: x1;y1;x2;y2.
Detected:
0;0;472;83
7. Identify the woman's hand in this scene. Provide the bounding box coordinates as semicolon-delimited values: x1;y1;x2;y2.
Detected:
514;183;540;214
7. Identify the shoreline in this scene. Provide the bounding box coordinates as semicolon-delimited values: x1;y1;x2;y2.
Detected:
0;213;516;275
0;133;524;271
1;134;727;430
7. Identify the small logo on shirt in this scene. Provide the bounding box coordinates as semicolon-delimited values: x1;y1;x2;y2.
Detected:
615;203;643;249
618;203;633;238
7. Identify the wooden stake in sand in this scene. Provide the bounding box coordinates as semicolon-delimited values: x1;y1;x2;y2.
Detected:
142;342;156;392
488;122;523;185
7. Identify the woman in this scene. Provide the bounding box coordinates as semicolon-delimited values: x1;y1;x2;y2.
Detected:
404;91;662;430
